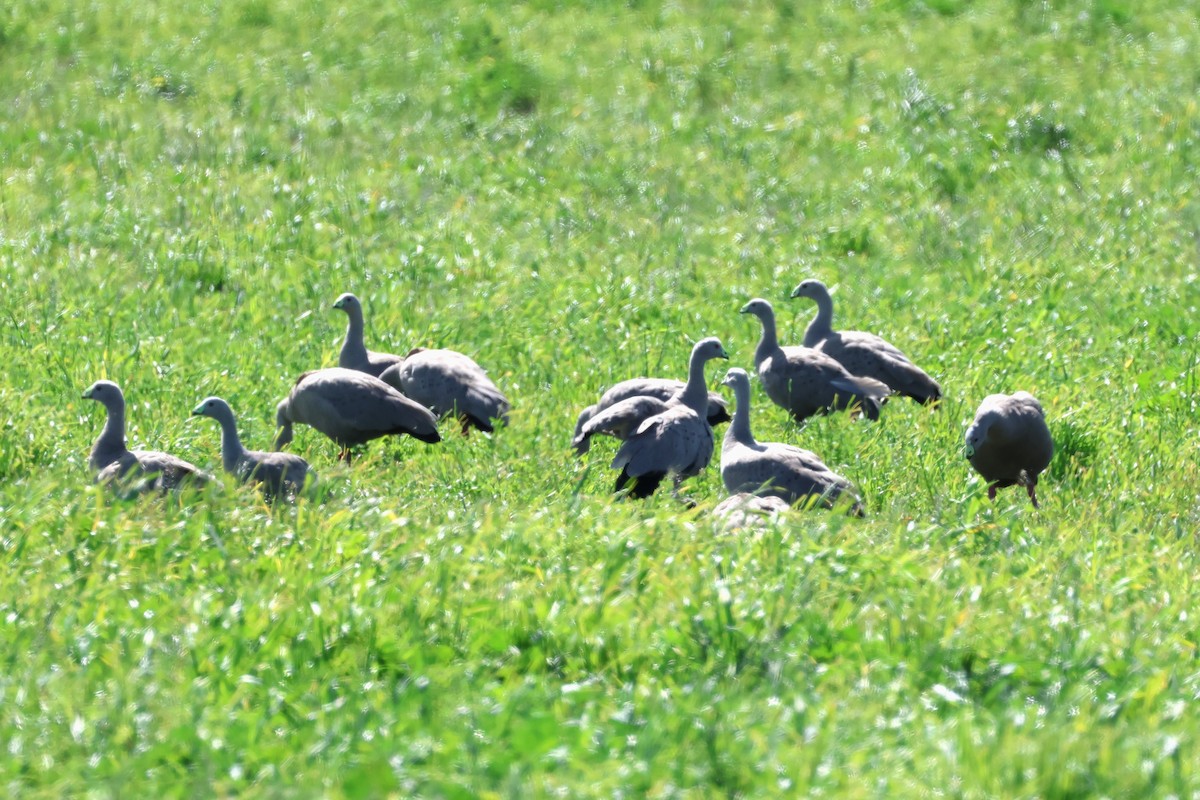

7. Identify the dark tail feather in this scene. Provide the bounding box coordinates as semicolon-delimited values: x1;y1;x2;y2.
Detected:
614;468;663;499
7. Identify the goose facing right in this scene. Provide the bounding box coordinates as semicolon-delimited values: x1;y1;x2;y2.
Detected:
573;377;731;455
275;368;441;461
609;337;730;499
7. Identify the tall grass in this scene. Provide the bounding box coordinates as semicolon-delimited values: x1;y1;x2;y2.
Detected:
2;0;1200;795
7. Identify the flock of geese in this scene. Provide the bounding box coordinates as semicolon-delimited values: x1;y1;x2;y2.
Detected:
82;281;1054;519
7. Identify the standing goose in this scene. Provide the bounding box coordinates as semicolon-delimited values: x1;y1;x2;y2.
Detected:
274;368;441;461
83;380;211;492
192;396;315;500
333;292;404;377
740;298;890;423
719;368;861;514
790;279;941;405
965;391;1053;508
608;337;729;499
573;378;731;455
379;348;510;435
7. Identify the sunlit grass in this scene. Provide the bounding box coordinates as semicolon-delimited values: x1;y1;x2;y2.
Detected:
2;0;1200;795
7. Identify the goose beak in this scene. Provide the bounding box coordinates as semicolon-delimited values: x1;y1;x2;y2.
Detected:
738;303;753;314
789;284;804;298
190;406;204;416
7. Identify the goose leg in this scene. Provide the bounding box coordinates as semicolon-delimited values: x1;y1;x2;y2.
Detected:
987;483;998;502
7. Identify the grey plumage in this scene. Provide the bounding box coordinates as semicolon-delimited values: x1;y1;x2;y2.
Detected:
740;298;891;424
572;377;731;455
608;337;730;499
83;380;211;494
711;493;792;531
192;396;315;500
965;391;1053;508
791;278;942;405
274;368;441;461
719;368;861;514
379;347;510;434
333;292;404;377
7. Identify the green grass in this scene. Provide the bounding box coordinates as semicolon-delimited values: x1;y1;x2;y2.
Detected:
2;0;1200;795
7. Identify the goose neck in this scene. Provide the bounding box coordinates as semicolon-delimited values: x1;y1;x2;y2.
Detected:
804;291;834;346
680;353;712;413
340;308;369;365
754;311;779;365
216;411;247;474
728;381;755;444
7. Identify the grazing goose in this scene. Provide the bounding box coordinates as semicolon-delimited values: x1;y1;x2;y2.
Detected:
573;377;731;455
274;368;440;461
609;337;729;499
192;396;315;500
740;298;890;423
965;391;1053;508
83;380;211;493
790;278;941;405
379;348;510;435
720;368;861;514
333;292;404;377
711;493;792;530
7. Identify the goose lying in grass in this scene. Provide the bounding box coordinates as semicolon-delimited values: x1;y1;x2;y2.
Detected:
720;368;861;514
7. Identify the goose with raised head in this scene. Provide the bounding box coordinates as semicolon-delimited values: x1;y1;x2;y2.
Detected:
83;380;211;493
790;278;941;405
608;337;730;499
740;298;890;424
719;368;861;514
192;396;315;500
573;377;731;455
333;292;404;377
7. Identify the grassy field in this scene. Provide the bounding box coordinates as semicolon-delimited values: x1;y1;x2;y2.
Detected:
2;0;1200;795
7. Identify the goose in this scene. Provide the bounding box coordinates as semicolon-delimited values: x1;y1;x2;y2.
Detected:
274;368;440;461
83;380;210;493
965;391;1053;508
608;337;729;499
790;278;941;405
740;298;890;423
192;396;315;500
720;368;861;513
